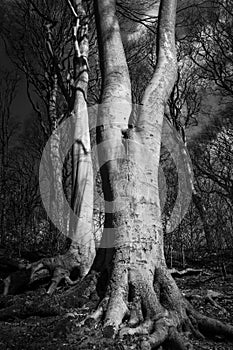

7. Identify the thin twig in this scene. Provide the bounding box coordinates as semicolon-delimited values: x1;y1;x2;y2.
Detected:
66;0;78;18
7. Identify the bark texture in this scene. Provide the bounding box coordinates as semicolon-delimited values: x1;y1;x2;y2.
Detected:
93;0;185;340
48;73;66;235
88;1;233;348
69;0;95;277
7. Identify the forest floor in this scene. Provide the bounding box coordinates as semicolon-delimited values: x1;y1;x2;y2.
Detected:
0;267;233;350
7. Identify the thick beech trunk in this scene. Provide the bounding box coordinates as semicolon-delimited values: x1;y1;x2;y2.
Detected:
93;0;186;339
87;0;233;348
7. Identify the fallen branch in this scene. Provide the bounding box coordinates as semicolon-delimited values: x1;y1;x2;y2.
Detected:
169;268;203;277
184;289;229;315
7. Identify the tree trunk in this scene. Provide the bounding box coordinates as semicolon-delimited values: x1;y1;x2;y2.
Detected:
30;1;95;294
164;115;214;251
192;192;213;251
93;0;187;339
69;1;95;277
48;73;66;237
86;1;233;347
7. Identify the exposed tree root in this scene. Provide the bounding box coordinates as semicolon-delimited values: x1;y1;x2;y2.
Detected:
30;253;79;295
1;253;79;296
187;308;233;341
1;260;233;350
1;265;51;296
84;296;109;326
185;289;229;315
60;270;100;309
85;266;233;349
1;255;233;349
0;271;100;321
165;327;191;350
13;240;95;296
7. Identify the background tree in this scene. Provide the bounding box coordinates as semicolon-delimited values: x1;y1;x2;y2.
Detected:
0;70;19;246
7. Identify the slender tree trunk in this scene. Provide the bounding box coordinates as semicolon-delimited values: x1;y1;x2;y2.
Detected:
30;1;95;293
192;192;213;250
176;128;214;251
0;86;10;246
69;1;95;277
0;146;7;246
48;73;66;237
164;114;214;251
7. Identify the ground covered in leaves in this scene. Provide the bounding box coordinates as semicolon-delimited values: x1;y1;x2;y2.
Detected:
0;268;233;350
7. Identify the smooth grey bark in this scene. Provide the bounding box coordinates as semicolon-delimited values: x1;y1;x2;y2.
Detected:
68;0;95;276
28;0;95;294
48;73;66;236
89;1;233;347
47;0;96;282
94;0;185;340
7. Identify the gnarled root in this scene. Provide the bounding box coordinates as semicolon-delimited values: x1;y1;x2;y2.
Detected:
29;242;95;295
29;253;81;295
1;249;83;296
187;308;233;341
87;266;233;349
